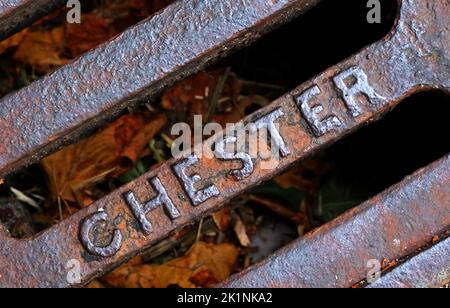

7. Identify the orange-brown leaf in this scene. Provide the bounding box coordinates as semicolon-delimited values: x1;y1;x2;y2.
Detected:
85;280;105;288
162;70;242;124
274;159;332;192
13;26;66;73
103;242;239;288
189;270;218;288
0;29;29;55
41;113;166;205
212;95;259;126
212;208;232;231
233;215;251;247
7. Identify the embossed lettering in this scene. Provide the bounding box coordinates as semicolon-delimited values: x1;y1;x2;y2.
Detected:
333;66;385;117
80;210;122;257
124;177;181;235
296;85;342;136
215;136;254;181
249;108;290;157
173;154;220;206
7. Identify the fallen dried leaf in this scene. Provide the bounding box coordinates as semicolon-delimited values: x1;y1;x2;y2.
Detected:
102;242;239;288
0;29;29;54
10;187;40;210
212;95;266;126
233;214;251;247
13;26;67;73
212;208;232;231
247;195;306;225
189;270;218;287
274;159;332;192
86;280;105;288
162;69;242;126
41;113;167;205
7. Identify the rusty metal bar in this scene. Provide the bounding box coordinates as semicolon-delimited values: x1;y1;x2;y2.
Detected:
222;155;450;288
367;237;450;288
0;0;448;287
0;0;322;177
0;0;66;40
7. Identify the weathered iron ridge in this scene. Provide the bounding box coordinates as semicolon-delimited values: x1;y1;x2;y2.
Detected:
0;0;448;288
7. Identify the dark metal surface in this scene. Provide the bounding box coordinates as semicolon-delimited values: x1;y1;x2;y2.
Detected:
0;0;66;40
0;0;448;288
0;0;322;177
368;237;450;288
222;155;450;288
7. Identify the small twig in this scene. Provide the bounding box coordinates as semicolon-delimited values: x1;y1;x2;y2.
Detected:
247;195;305;225
240;79;286;91
74;168;117;190
62;198;73;215
161;133;174;148
57;196;63;222
29;193;45;201
206;68;231;123
145;103;156;112
196;218;204;242
141;219;216;262
232;213;251;247
10;187;41;211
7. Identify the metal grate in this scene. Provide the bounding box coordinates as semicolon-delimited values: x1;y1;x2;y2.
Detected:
0;0;448;288
0;0;66;40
